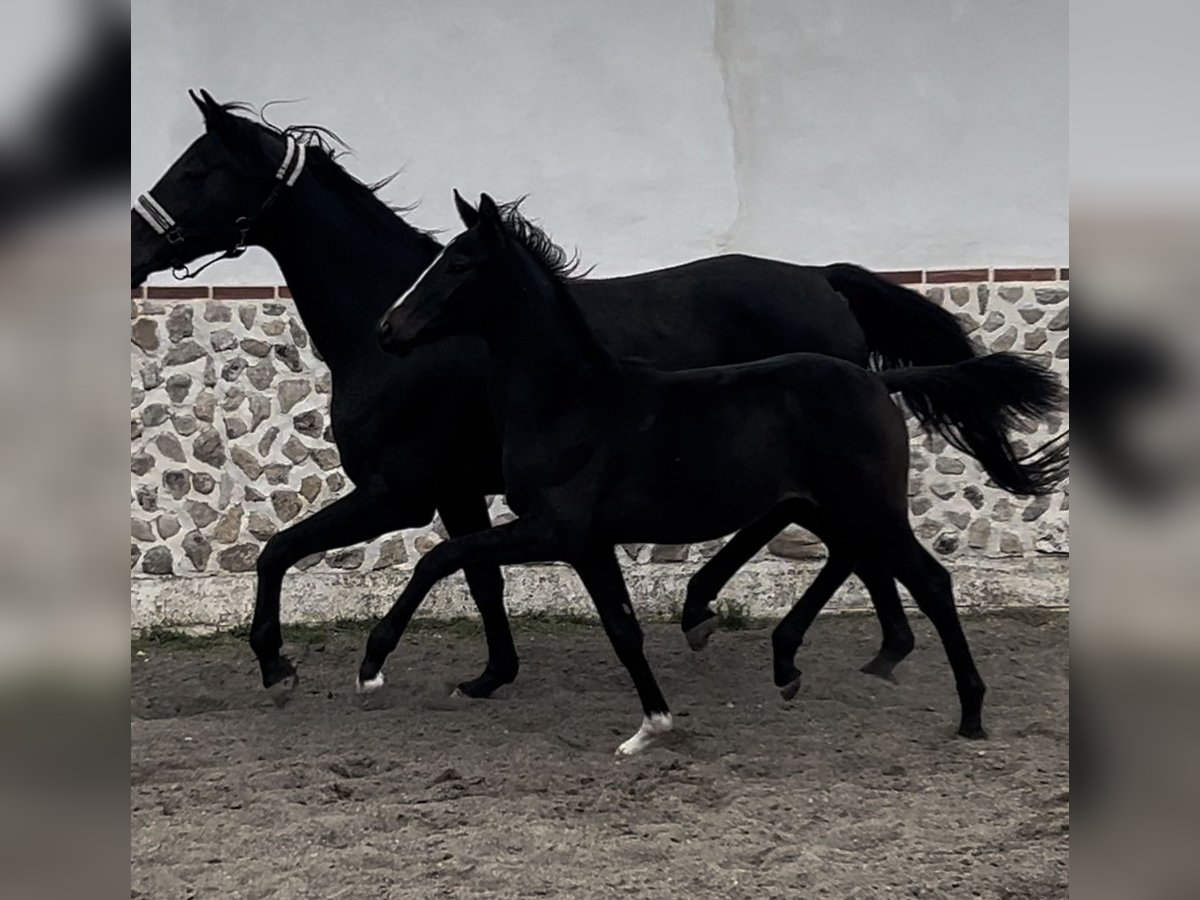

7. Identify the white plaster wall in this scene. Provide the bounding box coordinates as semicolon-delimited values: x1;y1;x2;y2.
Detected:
132;0;1066;283
713;0;1068;267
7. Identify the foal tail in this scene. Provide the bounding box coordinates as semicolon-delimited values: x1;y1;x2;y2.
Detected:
824;262;976;369
880;354;1069;496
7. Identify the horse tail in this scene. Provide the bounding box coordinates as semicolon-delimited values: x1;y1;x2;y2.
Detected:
825;262;976;369
880;353;1069;497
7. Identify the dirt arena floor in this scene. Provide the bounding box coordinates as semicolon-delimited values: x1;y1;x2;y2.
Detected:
131;611;1069;899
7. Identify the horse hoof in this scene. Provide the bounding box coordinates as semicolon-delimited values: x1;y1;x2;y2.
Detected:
860;655;900;684
684;616;718;652
455;665;516;699
267;673;298;707
615;713;673;757
779;674;802;702
263;657;299;707
958;723;988;740
356;672;385;695
455;677;494;699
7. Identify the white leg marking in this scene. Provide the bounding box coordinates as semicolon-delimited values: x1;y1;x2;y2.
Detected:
616;712;673;756
356;672;385;694
385;246;446;315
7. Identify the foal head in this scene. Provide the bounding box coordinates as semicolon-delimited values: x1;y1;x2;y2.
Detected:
378;191;585;352
376;192;501;351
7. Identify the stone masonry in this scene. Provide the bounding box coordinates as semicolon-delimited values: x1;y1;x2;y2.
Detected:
130;275;1068;627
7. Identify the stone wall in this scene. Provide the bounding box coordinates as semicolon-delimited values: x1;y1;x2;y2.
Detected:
130;271;1068;628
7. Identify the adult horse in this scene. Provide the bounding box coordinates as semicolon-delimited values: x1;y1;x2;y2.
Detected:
132;92;1065;700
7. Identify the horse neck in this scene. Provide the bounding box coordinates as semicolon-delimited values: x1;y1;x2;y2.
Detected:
485;252;620;426
254;176;441;373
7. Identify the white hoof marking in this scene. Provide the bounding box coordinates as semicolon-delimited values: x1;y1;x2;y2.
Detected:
356;672;385;694
616;712;673;756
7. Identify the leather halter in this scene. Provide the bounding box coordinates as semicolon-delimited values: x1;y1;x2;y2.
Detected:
133;134;307;279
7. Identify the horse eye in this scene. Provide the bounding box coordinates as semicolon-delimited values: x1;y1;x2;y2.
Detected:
446;260;471;273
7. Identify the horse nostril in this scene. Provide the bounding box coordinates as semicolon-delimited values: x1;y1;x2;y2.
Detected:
378;319;393;342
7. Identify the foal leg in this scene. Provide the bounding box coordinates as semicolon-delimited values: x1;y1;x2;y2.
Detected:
250;487;424;701
437;493;520;698
683;504;916;677
575;548;672;756
856;562;916;684
681;504;795;649
889;534;988;739
358;518;557;692
771;550;856;700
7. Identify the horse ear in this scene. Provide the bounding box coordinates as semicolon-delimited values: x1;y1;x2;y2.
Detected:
453;189;479;228
478;193;500;223
476;194;503;242
192;88;230;135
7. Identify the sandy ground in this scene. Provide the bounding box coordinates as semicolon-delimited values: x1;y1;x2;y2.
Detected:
131;612;1069;899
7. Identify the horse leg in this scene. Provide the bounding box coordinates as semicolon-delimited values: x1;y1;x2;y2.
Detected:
250;487;426;703
684;504;915;679
437;493;520;699
771;548;856;700
888;533;987;739
856;562;915;684
793;509;914;681
575;546;672;756
681;503;796;650
358;517;557;692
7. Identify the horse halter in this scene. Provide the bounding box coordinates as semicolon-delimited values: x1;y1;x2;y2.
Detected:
133;134;308;279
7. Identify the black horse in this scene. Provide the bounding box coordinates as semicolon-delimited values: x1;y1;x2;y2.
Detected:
362;194;1066;753
131;93;1065;700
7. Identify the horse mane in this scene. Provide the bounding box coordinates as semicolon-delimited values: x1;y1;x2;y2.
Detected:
496;197;591;281
217;101;439;240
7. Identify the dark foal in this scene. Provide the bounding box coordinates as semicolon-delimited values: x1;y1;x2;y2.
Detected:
132;93;1064;701
360;194;1065;753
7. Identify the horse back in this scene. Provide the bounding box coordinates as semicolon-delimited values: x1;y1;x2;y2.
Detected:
570;254;867;370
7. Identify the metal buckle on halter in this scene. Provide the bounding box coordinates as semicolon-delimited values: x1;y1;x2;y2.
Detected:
165;226;184;245
170;216;251;279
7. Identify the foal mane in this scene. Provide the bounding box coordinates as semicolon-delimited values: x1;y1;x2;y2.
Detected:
496;198;591;281
217;101;438;239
